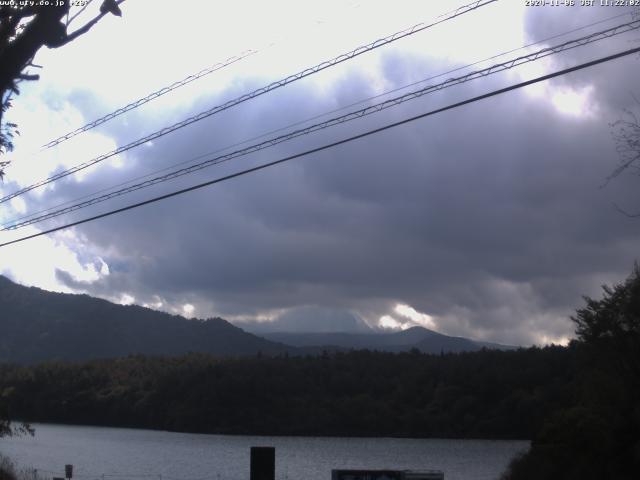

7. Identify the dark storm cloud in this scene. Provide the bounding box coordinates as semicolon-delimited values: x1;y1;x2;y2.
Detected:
42;11;640;344
523;4;640;112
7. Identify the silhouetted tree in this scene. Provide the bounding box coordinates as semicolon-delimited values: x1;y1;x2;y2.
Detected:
0;403;32;438
573;263;640;366
0;0;124;178
502;266;640;480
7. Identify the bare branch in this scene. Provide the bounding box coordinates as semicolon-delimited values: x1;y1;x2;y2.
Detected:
613;203;640;218
63;0;124;45
606;106;640;184
17;73;39;81
0;160;10;182
62;11;107;44
66;0;95;27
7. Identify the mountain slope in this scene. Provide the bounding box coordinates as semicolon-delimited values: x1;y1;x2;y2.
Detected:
263;326;516;353
0;275;289;363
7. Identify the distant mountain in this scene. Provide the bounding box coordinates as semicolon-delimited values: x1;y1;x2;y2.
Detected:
262;327;517;354
0;275;290;364
242;306;372;334
0;275;515;364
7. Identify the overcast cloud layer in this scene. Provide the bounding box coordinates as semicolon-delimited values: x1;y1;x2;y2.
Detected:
1;1;639;345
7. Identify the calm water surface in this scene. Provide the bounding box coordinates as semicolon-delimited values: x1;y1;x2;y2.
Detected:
0;424;528;480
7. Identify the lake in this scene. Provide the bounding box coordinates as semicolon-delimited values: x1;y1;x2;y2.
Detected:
0;424;528;480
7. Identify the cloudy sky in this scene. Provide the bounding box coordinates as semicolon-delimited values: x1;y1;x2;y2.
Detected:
1;0;639;345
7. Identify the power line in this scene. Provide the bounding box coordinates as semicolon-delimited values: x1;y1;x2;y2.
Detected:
41;49;258;149
1;44;638;249
0;0;497;205
5;18;639;231
3;9;633;230
43;0;371;149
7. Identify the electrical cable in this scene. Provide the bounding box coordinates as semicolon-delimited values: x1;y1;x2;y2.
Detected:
3;7;632;230
4;9;631;229
40;49;258;149
1;44;638;248
43;0;373;147
4;18;639;231
0;0;497;205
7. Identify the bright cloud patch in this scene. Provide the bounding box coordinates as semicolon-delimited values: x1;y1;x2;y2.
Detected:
551;86;595;117
378;314;407;330
394;304;437;329
119;293;135;305
182;303;195;317
0;228;110;292
377;304;438;331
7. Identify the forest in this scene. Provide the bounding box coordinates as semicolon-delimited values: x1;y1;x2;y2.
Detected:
0;346;573;439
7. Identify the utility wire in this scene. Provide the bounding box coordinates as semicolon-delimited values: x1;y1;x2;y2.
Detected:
42;0;369;148
2;7;631;230
66;0;95;26
40;49;258;149
0;0;497;205
5;9;631;229
1;44;638;249
4;18;639;231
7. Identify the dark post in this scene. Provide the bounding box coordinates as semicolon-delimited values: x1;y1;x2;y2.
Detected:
250;447;275;480
64;465;73;480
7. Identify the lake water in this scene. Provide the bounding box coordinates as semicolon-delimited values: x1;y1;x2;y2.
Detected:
0;424;528;480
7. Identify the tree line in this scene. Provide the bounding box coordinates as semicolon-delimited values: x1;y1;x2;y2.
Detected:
0;346;573;439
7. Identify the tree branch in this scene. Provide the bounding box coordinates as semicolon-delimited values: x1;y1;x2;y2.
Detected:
62;0;124;45
613;203;640;218
17;73;39;81
66;0;95;27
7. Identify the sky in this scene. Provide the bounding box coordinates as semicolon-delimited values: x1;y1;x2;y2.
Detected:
1;0;639;345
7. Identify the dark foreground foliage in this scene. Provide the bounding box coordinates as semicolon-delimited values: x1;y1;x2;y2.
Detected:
502;267;640;480
0;456;15;480
0;346;573;439
0;454;46;480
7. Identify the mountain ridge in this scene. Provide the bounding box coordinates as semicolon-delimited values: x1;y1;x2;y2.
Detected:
0;275;514;363
0;275;290;363
260;326;517;353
